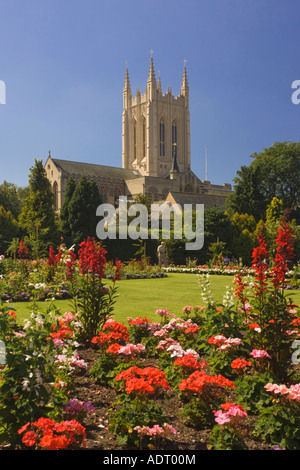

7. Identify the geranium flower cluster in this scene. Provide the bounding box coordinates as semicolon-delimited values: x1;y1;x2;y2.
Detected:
18;417;86;449
63;398;95;419
106;342;145;360
208;334;243;351
213;402;248;425
48;312;82;345
250;349;271;360
134;422;177;440
54;353;87;371
114;365;170;397
152;317;200;342
128;316;152;327
155;309;175;320
264;382;300;402
91;319;129;346
156;338;199;359
179;370;235;395
174;354;208;373
231;358;252;370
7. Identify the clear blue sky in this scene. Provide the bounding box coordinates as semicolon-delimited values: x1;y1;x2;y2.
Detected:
0;0;299;188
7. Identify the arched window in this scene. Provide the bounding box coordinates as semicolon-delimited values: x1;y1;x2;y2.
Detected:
184;183;194;193
172;121;177;159
147;186;159;202
160;118;165;157
114;187;123;205
52;181;58;210
143;118;146;158
133;120;137;160
100;185;108;203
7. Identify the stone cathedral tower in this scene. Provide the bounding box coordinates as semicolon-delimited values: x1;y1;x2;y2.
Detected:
45;55;231;211
122;57;191;179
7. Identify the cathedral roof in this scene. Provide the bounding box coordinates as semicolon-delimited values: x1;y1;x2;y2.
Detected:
51;158;141;181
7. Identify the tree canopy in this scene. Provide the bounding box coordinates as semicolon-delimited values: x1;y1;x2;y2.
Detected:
19;159;58;251
60;176;102;245
227;141;300;223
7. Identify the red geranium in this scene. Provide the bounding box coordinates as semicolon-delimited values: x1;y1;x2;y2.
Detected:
18;417;86;450
115;366;170;397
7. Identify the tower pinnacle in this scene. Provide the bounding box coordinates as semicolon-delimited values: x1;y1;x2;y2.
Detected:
181;60;189;97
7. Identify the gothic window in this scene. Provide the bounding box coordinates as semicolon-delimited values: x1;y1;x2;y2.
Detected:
114;186;123;206
52;181;58;210
100;185;108;203
133;120;137;160
184;183;194;193
160;118;165;157
143;118;146;158
172;121;177;159
147;186;159;202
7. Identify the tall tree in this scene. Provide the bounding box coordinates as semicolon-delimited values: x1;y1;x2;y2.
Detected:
63;176;102;244
59;177;76;245
0;181;24;219
0;206;19;253
227;141;300;223
19;159;58;254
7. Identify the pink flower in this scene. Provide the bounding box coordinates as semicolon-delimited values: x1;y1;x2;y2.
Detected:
214;410;231;425
265;382;300;401
227;405;247;418
214;404;247;425
250;349;271;359
287;384;300;402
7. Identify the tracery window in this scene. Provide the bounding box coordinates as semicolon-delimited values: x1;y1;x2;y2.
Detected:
172;121;177;158
160;118;165;157
143;118;146;158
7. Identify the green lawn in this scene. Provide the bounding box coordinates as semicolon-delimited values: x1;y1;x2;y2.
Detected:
6;273;300;326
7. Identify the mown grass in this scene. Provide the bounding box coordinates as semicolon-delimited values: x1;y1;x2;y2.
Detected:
6;273;300;326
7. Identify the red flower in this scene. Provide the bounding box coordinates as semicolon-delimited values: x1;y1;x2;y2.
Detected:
17;239;29;259
115;366;170;396
179;370;235;394
106;343;121;354
231;358;252;369
114;259;122;281
22;431;37;447
251;230;269;296
174;354;206;372
233;270;249;306
78;237;107;277
271;217;294;290
47;245;57;266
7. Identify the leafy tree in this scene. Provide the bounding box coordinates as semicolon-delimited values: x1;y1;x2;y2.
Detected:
63;176;102;244
59;177;76;245
264;197;284;258
0;181;28;219
230;212;257;265
227;141;300;223
0;206;19;253
19;159;58;255
202;208;233;263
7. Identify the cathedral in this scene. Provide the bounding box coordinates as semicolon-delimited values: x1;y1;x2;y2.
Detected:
45;57;231;212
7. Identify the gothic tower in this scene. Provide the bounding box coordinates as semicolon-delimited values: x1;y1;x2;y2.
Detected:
122;56;191;178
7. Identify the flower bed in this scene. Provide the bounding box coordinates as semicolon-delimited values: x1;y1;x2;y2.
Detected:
0;249;167;303
165;264;297;279
1;219;300;451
